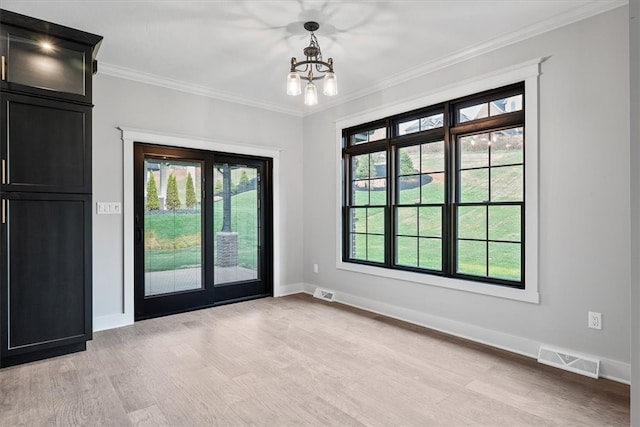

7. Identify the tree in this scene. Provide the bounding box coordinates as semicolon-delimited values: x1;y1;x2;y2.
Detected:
214;179;223;195
399;151;415;175
355;155;376;179
146;172;160;210
239;170;250;189
185;172;197;208
165;173;181;210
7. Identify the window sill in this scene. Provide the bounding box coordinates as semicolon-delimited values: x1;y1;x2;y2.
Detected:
336;260;540;304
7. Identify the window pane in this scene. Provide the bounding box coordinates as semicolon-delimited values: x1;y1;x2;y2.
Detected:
351;208;367;233
353;154;371;179
367;234;385;263
370;152;387;178
397;207;418;236
351;132;369;145
397;113;444;136
398;176;420;204
488;242;521;281
352;181;369;206
369;179;387;205
491;165;523;202
489;94;523;116
460;133;489;169
369;127;387;142
419;206;442;238
367;208;385;235
491;128;523;166
488;206;521;242
459;103;488;123
419;238;442;270
351;127;387;145
398;146;419;176
421;172;444;204
351;233;367;260
398;119;420;136
421;141;444;173
145;159;203;296
459;169;488;202
457;240;487;276
458;206;486;240
421;113;444;130
397;236;418;267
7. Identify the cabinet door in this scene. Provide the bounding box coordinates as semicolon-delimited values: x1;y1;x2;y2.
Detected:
0;192;91;363
1;93;91;193
0;24;93;103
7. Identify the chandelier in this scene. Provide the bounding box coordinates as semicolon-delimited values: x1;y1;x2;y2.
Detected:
286;21;338;106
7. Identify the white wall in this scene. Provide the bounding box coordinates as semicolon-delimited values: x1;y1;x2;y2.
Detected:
92;74;304;321
303;6;631;381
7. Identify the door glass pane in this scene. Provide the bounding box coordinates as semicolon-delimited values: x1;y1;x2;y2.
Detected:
214;163;260;285
144;158;202;296
8;33;85;95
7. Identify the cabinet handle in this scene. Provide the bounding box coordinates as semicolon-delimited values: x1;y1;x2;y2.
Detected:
2;159;5;184
1;56;5;81
2;200;5;224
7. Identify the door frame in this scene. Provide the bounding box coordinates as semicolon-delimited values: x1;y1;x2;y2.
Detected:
116;127;282;329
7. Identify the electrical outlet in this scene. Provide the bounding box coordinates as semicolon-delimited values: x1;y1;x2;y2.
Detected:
313;263;319;273
588;311;602;330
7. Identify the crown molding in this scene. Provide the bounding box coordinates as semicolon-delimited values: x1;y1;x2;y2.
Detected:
98;63;303;117
307;0;628;116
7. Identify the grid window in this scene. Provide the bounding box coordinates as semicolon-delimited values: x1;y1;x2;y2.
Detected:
342;83;525;288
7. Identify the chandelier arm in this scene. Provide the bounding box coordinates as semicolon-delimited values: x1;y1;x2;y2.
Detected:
291;59;334;74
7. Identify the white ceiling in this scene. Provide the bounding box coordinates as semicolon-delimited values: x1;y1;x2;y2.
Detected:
1;0;626;116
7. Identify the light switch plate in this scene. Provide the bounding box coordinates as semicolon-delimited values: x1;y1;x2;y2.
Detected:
96;202;122;215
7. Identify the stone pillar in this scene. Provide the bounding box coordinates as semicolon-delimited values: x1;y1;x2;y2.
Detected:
216;232;238;267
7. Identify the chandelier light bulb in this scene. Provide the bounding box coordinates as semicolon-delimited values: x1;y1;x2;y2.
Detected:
286;71;302;96
323;72;338;96
304;82;318;106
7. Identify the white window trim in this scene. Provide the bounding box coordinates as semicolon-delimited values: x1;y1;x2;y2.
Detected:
335;58;541;304
119;127;282;328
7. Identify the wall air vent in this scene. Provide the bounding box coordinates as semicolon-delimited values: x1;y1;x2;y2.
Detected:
537;345;600;379
313;288;336;302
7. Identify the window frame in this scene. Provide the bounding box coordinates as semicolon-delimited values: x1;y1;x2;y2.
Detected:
335;59;541;304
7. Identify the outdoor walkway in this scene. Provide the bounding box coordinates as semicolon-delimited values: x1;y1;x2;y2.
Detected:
145;266;258;296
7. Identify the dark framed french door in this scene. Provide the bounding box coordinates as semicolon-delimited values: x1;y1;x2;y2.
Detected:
134;144;272;320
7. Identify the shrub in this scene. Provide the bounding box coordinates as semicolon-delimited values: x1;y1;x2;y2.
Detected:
165;173;181;210
146;173;160;210
185;172;197;208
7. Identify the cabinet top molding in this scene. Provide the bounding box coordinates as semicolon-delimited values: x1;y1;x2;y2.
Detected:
0;9;102;57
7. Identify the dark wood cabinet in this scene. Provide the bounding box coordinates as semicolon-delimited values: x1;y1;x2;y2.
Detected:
1;93;92;193
0;9;101;367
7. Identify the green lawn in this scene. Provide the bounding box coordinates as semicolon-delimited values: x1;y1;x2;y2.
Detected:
146;153;523;282
350;155;523;281
144;190;258;272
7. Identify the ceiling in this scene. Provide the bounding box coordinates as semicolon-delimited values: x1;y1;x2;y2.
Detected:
1;0;626;116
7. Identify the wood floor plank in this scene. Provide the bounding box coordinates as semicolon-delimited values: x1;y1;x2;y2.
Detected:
0;294;630;426
127;405;171;427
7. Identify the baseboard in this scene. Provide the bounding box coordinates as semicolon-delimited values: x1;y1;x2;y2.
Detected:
94;282;306;332
93;313;133;332
276;282;306;297
302;283;630;384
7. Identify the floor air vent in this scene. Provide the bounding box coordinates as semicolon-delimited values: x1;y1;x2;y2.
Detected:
313;288;336;302
537;345;600;378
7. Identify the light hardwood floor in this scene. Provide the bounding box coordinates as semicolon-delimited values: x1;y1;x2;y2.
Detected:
0;294;630;426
